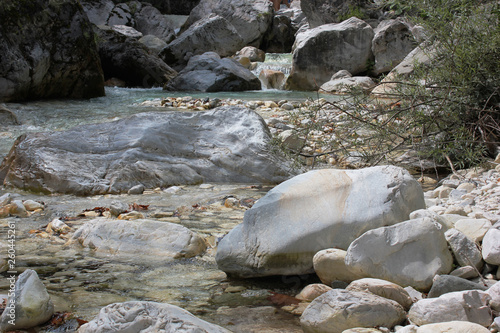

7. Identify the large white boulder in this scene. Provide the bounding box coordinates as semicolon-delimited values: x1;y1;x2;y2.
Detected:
345;218;453;291
0;269;54;331
285;17;374;90
408;290;492;327
216;165;424;277
300;289;406;333
78;301;231;332
71;218;207;260
482;222;500;265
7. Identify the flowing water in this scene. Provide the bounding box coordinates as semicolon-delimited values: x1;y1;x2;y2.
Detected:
0;87;331;332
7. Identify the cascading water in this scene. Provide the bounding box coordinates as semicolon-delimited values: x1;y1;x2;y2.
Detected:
251;53;293;90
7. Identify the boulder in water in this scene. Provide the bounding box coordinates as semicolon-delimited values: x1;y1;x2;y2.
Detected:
0;107;295;195
164;52;261;92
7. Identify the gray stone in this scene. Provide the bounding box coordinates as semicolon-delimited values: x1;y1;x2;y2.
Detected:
109;201;129;217
22;200;44;211
0;0;104;102
0;270;54;331
107;3;134;26
80;0;115;25
78;301;231;332
111;25;143;38
134;4;175;42
296;284;333;302
346;278;413;310
345;218;454;291
408;290;492;327
0;107;294;195
427;275;487;298
482;223;500;265
371;19;417;75
486;281;500;312
449;266;479;279
128;184;145;195
160;15;245;70
444;228;483;270
216;165;424;278
300;289;406;333
0;193;12;206
139;35;168;55
261;14;297;53
94;25;177;88
454;218;492;243
71;219;207;260
164;52;261;92
285;17;374;90
409;209;452;230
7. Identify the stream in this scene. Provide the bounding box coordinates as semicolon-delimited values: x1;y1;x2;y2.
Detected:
0;86;334;332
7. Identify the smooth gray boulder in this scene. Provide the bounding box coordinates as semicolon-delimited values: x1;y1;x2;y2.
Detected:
78;301;231;333
216;165;425;278
285;17;374;90
95;25;177;88
182;0;273;46
408;290;492;327
164;52;261;92
371;19;417;75
0;269;54;331
0;0;104;102
345;218;454;291
319;76;376;94
0;107;294;195
160;15;245;70
71;219;207;259
134;3;176;42
427;275;487;298
300;289;406;333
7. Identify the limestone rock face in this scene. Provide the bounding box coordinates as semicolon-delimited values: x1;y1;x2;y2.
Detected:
345;218;454;291
71;219;207;259
408;290;492;327
182;0;273;47
94;25;177;87
78;301;232;333
371;19;417;75
300;289;406;333
285;17;374;91
164;52;261;92
216;165;424;278
0;0;104;102
160;15;245;70
0;270;54;331
0;107;295;195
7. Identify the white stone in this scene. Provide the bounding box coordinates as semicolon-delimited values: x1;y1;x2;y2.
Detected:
482;225;500;265
22;199;44;211
407;290;492;327
0;270;54;331
345;218;453;291
46;218;71;234
346;278;413;310
78;301;231;332
300;289;406;333
71;218;207;260
415;321;490;333
454;218;492;242
486;281;500;312
313;249;365;285
296;284;333;302
216;166;425;277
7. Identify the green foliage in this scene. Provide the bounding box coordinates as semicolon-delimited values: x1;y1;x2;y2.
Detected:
338;4;368;22
283;0;500;170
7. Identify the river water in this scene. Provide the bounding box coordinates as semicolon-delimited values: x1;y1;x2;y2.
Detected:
0;86;332;332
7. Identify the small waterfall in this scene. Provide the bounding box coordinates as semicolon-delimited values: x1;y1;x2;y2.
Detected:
251;53;293;90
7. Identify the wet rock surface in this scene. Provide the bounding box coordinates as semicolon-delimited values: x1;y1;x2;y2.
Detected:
0;107;295;195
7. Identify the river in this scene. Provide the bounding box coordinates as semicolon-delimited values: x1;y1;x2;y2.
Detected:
0;86;333;332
